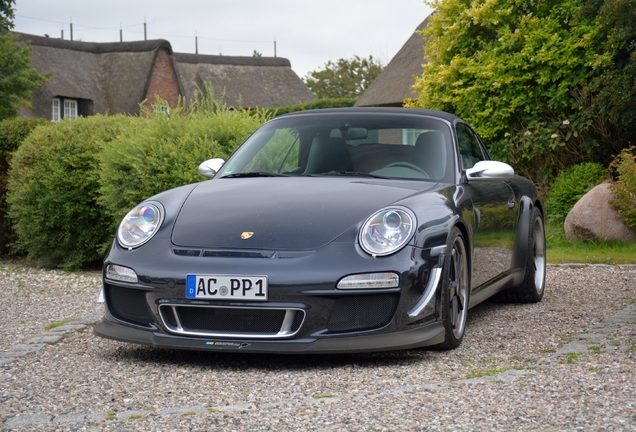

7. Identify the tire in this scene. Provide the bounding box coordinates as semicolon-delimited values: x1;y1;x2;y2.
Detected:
435;226;470;350
494;206;546;303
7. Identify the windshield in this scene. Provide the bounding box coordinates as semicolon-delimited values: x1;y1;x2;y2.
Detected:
218;112;454;182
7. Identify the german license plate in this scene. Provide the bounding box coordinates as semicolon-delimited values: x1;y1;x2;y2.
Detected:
186;275;268;300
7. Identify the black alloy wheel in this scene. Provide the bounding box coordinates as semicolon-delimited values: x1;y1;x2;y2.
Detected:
436;226;469;350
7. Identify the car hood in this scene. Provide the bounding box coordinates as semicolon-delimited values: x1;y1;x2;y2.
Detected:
171;177;437;250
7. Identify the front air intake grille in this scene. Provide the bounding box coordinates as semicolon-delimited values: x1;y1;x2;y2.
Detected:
105;285;154;327
326;294;399;333
159;305;305;339
181;307;284;333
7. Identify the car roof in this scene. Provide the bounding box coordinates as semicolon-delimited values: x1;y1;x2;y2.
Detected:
274;107;462;124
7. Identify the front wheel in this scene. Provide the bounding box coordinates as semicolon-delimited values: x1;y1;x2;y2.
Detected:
435;227;470;350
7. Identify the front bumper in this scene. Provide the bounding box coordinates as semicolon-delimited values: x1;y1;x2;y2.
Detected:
93;317;445;353
94;236;445;353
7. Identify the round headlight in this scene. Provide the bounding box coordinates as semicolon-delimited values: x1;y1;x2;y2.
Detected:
359;207;416;256
117;202;164;249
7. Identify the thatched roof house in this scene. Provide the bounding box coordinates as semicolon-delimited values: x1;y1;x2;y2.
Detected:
355;18;429;107
174;53;313;108
16;32;313;121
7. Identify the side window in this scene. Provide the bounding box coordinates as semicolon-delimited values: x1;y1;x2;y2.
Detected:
456;123;486;169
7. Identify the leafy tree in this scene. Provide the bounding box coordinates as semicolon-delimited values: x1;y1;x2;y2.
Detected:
1;0;15;32
303;55;383;99
585;0;636;147
0;0;50;120
407;0;633;185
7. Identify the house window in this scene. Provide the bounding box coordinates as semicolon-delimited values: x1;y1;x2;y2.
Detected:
64;100;78;120
52;98;60;122
159;104;170;118
52;98;81;121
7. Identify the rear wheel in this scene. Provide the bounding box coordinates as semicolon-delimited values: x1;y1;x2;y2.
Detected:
435;227;469;350
494;206;546;303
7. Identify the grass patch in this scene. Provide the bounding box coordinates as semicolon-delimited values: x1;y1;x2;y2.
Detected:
181;411;196;417
312;394;335;399
105;411;116;420
465;367;520;379
546;222;636;264
627;345;636;354
547;239;636;264
44;319;76;330
560;352;584;364
129;414;142;419
587;343;602;354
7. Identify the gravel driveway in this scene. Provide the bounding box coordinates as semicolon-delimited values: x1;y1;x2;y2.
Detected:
0;261;634;431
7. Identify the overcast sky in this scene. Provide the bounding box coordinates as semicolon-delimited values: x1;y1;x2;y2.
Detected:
13;0;433;79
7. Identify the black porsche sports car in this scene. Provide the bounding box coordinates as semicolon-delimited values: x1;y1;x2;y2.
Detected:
94;108;546;353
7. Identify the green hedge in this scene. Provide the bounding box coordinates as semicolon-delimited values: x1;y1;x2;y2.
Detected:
99;103;269;225
0;117;47;255
6;99;270;269
6;115;137;269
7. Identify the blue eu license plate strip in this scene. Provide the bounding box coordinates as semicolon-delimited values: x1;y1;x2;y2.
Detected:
186;274;268;300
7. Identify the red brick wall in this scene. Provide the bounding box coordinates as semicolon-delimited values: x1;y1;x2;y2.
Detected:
143;48;180;112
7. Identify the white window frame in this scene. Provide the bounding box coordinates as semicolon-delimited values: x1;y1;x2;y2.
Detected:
52;98;60;122
64;99;78;120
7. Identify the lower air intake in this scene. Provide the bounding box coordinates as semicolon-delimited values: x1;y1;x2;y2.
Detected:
159;305;304;339
327;294;399;333
105;284;154;327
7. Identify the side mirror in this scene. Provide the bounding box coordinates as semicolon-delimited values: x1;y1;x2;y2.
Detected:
198;158;225;179
466;160;514;181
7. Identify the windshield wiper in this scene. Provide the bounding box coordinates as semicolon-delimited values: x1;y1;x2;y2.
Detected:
221;172;289;178
312;171;389;179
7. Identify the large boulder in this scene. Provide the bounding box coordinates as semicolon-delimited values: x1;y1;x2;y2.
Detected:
564;183;636;242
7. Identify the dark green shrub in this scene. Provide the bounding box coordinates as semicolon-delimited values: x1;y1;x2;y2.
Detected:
546;162;607;224
265;98;357;117
0;117;47;255
99;98;270;226
609;147;636;229
6;115;137;269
